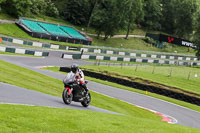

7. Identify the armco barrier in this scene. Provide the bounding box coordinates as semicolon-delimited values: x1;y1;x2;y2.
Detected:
60;67;200;106
0;46;49;56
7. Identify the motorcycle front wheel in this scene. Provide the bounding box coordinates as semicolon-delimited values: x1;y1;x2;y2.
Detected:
81;92;91;107
62;89;72;105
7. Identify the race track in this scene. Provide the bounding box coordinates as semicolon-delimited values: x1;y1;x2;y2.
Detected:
0;82;120;115
0;53;200;129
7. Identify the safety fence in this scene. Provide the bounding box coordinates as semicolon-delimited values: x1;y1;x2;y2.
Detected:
60;67;200;106
0;46;49;56
80;47;198;61
62;53;200;66
1;35;197;62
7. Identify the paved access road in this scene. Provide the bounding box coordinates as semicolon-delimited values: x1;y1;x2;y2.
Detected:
0;53;200;129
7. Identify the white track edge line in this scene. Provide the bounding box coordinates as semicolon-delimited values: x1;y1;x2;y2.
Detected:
91;90;178;124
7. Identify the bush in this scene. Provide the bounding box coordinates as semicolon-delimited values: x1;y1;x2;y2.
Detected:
144;37;157;46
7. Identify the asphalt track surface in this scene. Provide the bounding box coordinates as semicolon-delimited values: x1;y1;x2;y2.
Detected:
0;82;120;115
0;53;200;129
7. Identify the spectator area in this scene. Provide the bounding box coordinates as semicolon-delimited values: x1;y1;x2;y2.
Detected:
21;19;47;34
37;22;69;37
19;18;87;40
60;26;86;40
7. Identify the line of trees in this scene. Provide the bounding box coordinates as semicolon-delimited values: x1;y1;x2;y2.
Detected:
55;0;200;41
0;0;59;18
1;0;200;42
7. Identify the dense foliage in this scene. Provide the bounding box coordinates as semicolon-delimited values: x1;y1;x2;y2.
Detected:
0;0;58;17
1;0;200;39
2;0;200;57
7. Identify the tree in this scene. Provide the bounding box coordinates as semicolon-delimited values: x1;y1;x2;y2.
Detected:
142;0;162;30
123;0;143;39
45;0;59;17
86;0;99;32
193;9;200;59
1;0;32;17
161;0;198;38
0;0;6;12
30;0;47;15
92;0;126;40
62;0;90;25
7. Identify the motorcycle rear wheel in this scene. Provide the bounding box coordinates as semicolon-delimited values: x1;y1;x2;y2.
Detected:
62;89;72;105
81;92;91;107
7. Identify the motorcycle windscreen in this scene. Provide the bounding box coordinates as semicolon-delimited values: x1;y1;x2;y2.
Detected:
63;72;76;84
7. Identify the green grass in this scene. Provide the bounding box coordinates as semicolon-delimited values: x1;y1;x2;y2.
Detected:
0;57;200;132
0;60;63;96
43;66;200;113
81;65;200;95
92;36;195;54
1;104;199;133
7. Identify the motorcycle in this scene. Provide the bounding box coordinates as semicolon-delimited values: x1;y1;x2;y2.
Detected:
62;72;91;107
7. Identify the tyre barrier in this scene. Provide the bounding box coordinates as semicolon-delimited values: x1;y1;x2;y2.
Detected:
0;46;49;56
60;67;200;106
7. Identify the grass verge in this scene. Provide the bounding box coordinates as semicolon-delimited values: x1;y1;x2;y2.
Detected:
0;104;199;133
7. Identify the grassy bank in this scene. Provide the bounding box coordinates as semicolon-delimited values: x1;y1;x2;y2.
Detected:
81;65;200;95
43;66;200;113
92;37;195;54
0;21;194;54
1;104;199;133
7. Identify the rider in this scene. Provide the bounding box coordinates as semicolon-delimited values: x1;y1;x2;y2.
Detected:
71;64;88;96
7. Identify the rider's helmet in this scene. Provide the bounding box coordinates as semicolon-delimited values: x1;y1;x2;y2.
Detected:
71;64;79;73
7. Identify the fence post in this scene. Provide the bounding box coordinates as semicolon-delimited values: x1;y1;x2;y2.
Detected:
135;65;138;72
168;68;173;77
187;71;191;80
152;66;155;74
